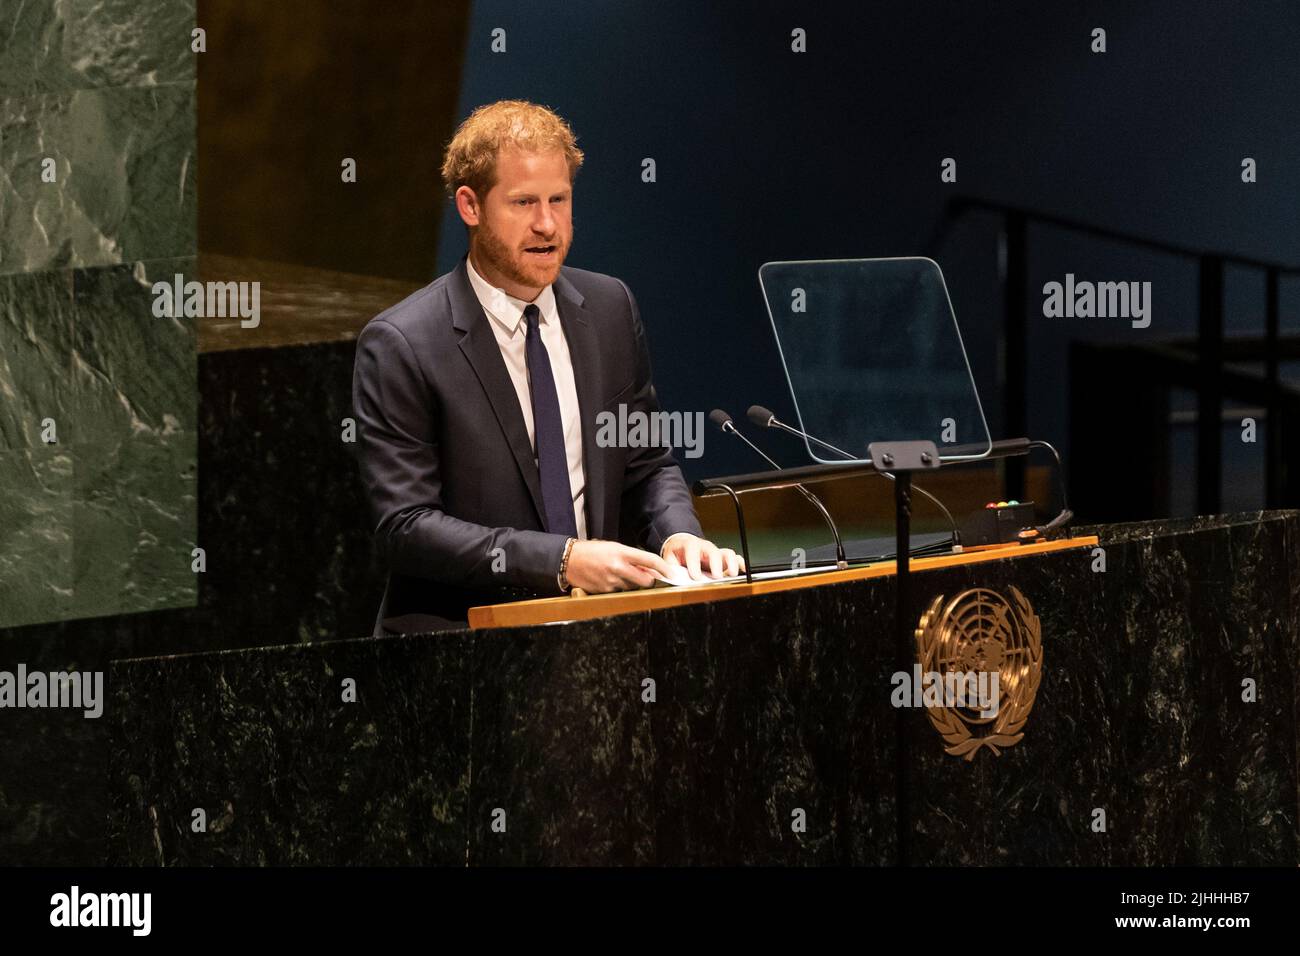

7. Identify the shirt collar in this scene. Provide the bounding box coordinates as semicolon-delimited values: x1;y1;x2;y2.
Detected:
466;254;558;338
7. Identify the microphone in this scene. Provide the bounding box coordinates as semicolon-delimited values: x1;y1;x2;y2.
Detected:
748;404;858;459
709;409;848;569
747;405;964;550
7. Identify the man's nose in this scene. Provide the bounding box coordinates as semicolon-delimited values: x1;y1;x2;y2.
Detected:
532;203;557;235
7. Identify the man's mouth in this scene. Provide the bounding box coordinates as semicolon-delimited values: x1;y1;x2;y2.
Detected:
523;244;558;259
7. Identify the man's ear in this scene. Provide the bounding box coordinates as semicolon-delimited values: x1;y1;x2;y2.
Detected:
454;185;482;228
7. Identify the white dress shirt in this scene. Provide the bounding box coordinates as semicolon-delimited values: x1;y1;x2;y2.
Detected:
465;255;588;539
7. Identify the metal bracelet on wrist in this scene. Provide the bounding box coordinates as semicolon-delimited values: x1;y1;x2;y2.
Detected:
557;536;577;592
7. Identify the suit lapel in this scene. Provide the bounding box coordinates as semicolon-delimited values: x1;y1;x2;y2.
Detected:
449;257;546;527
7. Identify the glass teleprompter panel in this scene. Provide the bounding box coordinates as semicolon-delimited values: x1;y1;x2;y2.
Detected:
758;257;992;465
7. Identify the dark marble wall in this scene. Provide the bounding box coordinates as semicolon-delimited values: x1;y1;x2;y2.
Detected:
108;511;1300;866
0;255;411;865
193;256;417;649
0;0;197;630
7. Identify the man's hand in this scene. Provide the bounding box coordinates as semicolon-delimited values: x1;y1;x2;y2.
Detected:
564;539;673;593
660;532;745;581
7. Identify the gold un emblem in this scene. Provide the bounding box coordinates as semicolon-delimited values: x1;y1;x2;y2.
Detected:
914;586;1043;760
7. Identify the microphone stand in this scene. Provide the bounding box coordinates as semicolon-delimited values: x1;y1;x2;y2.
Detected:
867;439;942;870
753;408;963;550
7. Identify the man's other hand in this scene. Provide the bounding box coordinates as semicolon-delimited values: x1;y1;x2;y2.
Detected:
660;533;745;581
565;539;672;593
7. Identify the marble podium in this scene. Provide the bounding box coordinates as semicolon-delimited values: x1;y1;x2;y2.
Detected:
108;511;1300;865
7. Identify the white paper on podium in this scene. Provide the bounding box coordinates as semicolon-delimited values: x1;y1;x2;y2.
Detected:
649;562;843;589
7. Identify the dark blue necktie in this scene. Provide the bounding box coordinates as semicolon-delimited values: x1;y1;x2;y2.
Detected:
523;304;578;537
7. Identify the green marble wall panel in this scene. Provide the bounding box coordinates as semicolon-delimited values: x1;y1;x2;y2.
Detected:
0;269;75;449
0;257;198;627
72;430;197;618
0;85;196;275
0;0;194;95
0;0;196;629
65;0;197;91
0;445;74;628
70;257;197;443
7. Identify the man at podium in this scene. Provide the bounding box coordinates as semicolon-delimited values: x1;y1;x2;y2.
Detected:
352;100;742;633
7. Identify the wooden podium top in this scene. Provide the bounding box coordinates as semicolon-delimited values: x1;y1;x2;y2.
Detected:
468;534;1099;629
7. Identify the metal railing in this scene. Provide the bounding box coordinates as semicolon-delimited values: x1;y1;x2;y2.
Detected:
928;196;1300;519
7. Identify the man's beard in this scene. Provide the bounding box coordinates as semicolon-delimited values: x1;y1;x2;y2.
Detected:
474;214;570;291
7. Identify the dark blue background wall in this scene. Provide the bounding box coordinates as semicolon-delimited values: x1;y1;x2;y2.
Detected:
436;0;1300;508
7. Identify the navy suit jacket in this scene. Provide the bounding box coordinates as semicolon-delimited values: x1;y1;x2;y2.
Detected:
351;254;702;633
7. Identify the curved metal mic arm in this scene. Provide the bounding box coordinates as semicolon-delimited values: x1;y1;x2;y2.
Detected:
758;412;963;548
1026;439;1073;539
789;483;848;569
703;483;754;585
720;420;848;569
